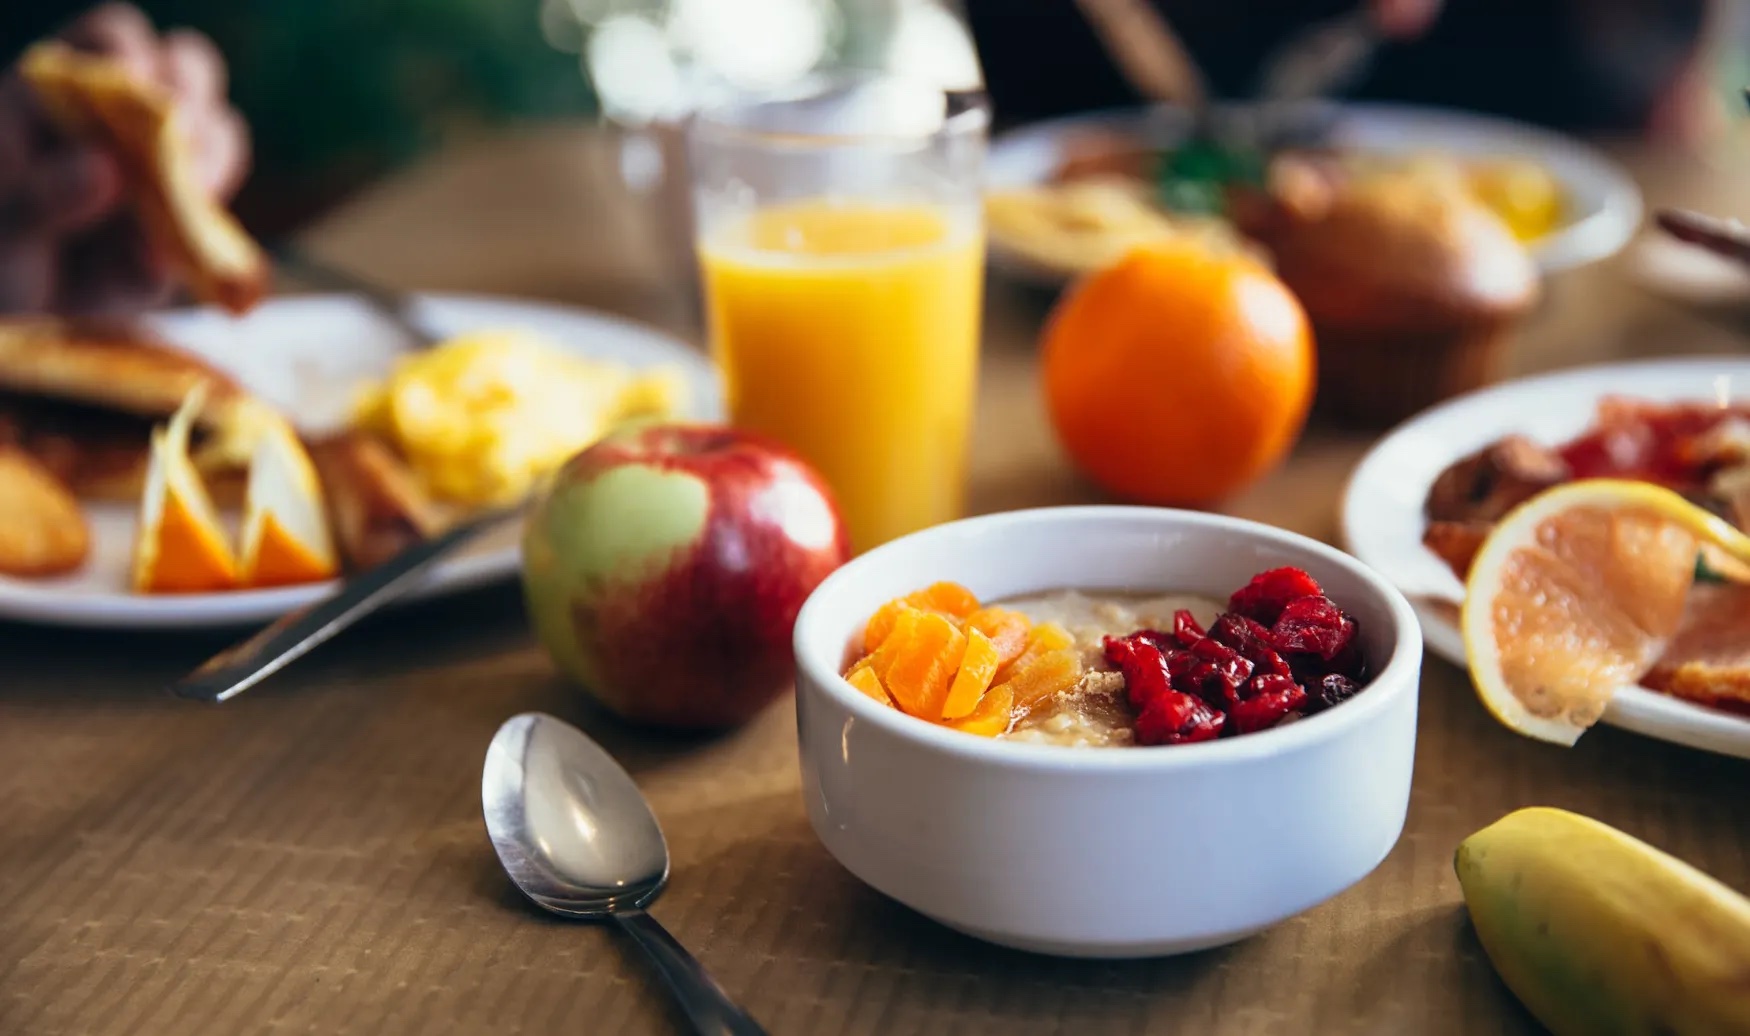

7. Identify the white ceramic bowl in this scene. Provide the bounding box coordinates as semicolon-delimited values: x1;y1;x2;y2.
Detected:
792;507;1422;958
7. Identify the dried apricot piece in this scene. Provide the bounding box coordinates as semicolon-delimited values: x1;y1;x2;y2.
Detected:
863;598;911;654
864;584;981;653
949;683;1014;738
1026;622;1075;654
996;649;1083;710
865;606;922;681
906;581;980;619
966;607;1030;666
942;628;1000;719
845;665;894;706
996;621;1076;682
883;612;967;719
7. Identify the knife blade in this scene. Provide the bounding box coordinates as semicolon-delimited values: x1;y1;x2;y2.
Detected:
1657;208;1750;268
171;505;521;703
1254;9;1379;106
271;245;447;348
1243;9;1378;154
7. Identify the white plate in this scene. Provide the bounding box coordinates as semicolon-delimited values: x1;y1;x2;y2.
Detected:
986;102;1643;284
0;293;722;629
1340;357;1750;759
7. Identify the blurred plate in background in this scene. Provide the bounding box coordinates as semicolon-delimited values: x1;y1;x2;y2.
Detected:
0;294;721;630
1341;357;1750;759
986;102;1643;286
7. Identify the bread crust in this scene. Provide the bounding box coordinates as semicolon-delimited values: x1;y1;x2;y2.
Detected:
20;42;267;315
307;430;444;571
0;446;91;576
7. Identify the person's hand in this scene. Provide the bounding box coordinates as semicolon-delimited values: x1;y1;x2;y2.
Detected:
1369;0;1443;39
0;3;249;316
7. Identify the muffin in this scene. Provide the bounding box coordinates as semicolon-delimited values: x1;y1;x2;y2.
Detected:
1233;158;1540;427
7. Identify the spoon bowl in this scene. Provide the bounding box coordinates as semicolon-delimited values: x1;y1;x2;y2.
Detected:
482;711;668;917
482;712;766;1034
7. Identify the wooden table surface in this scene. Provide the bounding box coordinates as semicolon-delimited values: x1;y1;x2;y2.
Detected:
4;123;1750;1035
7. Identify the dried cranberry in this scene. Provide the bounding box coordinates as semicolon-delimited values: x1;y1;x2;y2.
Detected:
1227;567;1324;625
1189;636;1253;703
1172;609;1207;647
1323;636;1368;681
1228;678;1308;734
1111;567;1375;746
1271;596;1356;662
1209;614;1293;678
1308;674;1361;712
1134;629;1177;652
1103;634;1174;711
1247;673;1301;698
1184;661;1230;707
1135;690;1226;745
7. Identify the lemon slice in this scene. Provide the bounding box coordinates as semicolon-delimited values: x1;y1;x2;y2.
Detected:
1461;478;1750;744
239;418;337;587
133;387;239;593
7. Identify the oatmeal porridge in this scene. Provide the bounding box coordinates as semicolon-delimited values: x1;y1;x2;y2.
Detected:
999;590;1220;747
842;568;1371;747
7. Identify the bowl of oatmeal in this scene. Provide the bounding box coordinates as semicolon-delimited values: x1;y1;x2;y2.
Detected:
792;506;1421;958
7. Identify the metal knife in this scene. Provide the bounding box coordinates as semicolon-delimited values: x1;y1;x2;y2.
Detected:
1657;208;1750;269
1245;8;1380;152
271;245;446;348
171;505;521;703
1255;8;1380;106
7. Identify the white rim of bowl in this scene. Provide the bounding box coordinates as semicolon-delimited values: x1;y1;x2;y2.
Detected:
793;506;1423;772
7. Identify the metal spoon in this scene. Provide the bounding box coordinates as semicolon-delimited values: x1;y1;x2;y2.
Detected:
482;712;767;1036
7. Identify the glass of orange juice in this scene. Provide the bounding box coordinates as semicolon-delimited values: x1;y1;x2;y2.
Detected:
690;76;987;552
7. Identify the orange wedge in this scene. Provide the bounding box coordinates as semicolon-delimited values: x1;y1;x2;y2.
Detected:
132;389;238;593
239;419;337;587
1461;479;1750;745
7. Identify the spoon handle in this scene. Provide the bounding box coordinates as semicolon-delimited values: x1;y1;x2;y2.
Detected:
612;909;767;1036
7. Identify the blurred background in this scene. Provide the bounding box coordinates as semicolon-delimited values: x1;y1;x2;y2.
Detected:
6;0;1750;243
0;0;981;238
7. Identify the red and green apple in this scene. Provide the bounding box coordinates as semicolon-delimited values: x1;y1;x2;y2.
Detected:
521;423;849;728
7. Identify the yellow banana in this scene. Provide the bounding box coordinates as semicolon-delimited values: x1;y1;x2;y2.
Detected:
1455;807;1750;1036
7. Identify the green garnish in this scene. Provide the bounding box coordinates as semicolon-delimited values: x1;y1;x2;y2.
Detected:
1155;140;1266;217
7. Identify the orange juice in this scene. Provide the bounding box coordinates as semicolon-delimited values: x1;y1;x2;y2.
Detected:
700;200;983;550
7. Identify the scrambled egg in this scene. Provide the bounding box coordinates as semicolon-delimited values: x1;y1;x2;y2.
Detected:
1462;157;1565;243
353;330;686;506
1363;152;1565;243
986;178;1253;275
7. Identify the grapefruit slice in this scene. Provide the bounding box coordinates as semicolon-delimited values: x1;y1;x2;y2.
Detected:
1461;478;1750;744
132;388;239;593
239;420;337;587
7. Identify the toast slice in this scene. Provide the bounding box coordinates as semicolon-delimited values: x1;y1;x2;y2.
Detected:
308;430;445;571
0;317;275;499
0;445;90;577
20;41;266;315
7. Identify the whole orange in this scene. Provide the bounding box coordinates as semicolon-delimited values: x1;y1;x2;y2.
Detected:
1042;240;1315;505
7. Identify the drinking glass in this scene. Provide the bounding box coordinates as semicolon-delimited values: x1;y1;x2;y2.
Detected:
690;75;988;551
